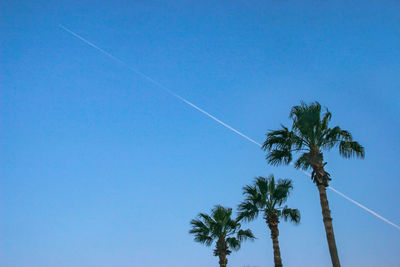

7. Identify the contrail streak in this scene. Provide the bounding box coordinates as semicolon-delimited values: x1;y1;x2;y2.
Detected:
59;24;260;146
171;94;262;146
328;186;400;230
59;24;400;231
299;168;400;230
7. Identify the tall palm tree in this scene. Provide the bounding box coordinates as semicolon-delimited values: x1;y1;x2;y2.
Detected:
238;175;300;267
189;205;255;267
262;101;365;267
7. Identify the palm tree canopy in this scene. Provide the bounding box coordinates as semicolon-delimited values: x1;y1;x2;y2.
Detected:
238;175;300;225
262;101;365;172
189;205;255;252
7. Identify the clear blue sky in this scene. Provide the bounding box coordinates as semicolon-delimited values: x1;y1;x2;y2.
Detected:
1;1;400;266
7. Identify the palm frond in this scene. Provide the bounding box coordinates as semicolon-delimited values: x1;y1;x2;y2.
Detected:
194;234;214;246
242;184;258;198
255;176;269;196
212;206;232;222
321;126;350;149
262;126;292;150
321;108;332;130
281;207;301;224
237;229;255;242
189;218;213;246
237;200;259;222
294;152;311;170
322;125;365;159
290;101;322;140
226;237;241;251
198;213;214;228
189;219;209;233
273;179;292;205
267;149;293;166
339;141;365;159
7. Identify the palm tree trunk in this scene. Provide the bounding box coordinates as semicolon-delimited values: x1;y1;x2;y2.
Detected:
317;184;341;267
269;225;283;267
218;254;227;267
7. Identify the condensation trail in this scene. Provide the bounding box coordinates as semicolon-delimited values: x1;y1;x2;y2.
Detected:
59;24;260;146
328;186;400;230
298;168;400;230
171;94;262;146
59;24;400;231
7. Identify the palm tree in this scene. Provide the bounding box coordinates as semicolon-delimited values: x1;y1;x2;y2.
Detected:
238;175;300;267
189;205;255;267
262;101;365;267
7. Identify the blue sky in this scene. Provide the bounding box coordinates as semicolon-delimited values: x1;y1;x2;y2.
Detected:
1;1;400;266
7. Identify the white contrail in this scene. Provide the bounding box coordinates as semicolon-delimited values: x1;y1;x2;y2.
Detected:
59;24;260;147
299;168;400;230
328;186;400;230
171;94;262;146
59;24;400;231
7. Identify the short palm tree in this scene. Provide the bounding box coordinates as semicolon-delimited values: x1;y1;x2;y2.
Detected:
262;101;365;267
189;205;255;267
238;175;300;267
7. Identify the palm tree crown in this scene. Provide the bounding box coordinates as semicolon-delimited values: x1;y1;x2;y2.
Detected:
189;205;255;265
262;101;365;186
238;175;300;227
238;175;299;267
